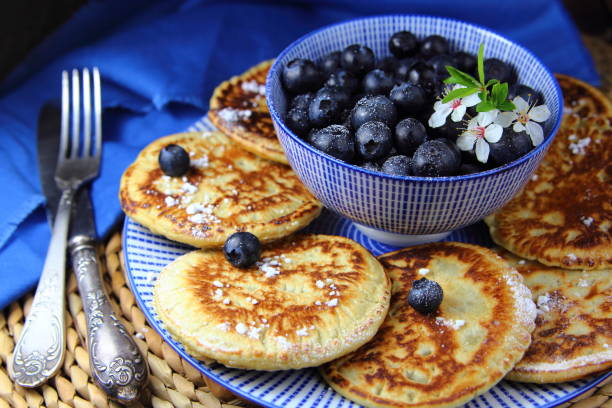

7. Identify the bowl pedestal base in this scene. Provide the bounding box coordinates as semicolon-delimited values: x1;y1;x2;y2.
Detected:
353;223;452;247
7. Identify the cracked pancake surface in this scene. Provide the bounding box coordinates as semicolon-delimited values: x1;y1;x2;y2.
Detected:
153;234;391;370
321;242;536;408
495;248;612;383
486;75;612;270
119;131;321;248
208;60;288;164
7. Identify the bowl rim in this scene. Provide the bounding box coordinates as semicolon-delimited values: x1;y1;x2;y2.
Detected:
266;14;564;182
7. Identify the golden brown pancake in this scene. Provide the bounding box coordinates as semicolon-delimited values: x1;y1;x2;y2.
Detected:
119;131;321;248
486;75;612;270
153;234;391;370
493;249;612;383
321;242;536;408
208;60;288;164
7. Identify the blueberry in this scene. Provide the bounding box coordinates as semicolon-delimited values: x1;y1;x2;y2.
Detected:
326;70;360;94
508;84;543;105
381;155;411;176
159;144;190;177
340;44;375;76
394;118;428;155
390;82;426;115
458;163;483;175
361;161;380;171
394;57;419;82
484;58;515;84
489;128;533;165
355;121;393;161
453;51;477;74
408;62;438;96
285;108;310;137
290;93;314;111
420;35;449;59
316;86;352;109
223;232;261;268
308;125;355;162
389;31;419;58
408;278;443;314
376;56;399;74
428;54;454;78
351;95;398;130
363;69;395;95
319;51;342;76
412;139;461;177
282;58;321;94
309;94;342;128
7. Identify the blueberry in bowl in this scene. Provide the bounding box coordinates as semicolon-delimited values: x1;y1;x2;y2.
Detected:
266;15;563;246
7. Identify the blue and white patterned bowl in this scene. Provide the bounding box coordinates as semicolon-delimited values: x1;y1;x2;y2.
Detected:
266;15;563;246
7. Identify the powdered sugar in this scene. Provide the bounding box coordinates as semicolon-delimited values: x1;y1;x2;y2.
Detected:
435;317;466;330
218;108;252;123
569;137;591;155
241;80;266;95
580;216;594;227
212;280;224;288
418;268;430;276
191;155;209;168
235;323;247;335
326;298;338;307
296;327;309;337
256;255;290;278
164;196;177;207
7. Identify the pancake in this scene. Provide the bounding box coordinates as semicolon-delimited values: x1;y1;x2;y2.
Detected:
494;249;612;383
208;60;288;164
485;75;612;270
119;131;321;248
153;234;391;370
321;242;536;408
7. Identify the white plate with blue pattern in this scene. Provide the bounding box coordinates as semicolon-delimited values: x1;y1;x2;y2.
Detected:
123;117;611;408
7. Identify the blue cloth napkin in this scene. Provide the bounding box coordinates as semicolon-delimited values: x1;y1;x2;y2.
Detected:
0;0;599;308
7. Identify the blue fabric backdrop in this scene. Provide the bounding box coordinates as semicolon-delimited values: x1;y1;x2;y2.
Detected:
0;0;599;307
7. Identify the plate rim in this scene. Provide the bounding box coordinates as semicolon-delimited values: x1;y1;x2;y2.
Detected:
122;216;612;408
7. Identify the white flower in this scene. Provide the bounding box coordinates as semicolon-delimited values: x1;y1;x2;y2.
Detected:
495;96;551;147
456;112;503;163
428;86;480;128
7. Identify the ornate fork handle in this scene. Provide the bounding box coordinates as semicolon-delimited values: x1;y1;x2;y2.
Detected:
10;189;73;387
70;235;148;402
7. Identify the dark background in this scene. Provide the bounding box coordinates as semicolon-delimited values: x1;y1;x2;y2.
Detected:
0;0;610;83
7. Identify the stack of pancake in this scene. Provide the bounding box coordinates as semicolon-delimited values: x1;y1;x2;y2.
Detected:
119;62;610;408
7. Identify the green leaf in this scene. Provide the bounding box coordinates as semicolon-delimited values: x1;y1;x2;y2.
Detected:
485;79;499;89
491;82;509;106
498;100;516;111
441;87;480;103
477;43;485;84
478;91;488;104
476;101;496;112
444;66;480;87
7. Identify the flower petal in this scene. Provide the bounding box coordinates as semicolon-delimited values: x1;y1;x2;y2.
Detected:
528;105;551;122
475;138;490;163
456;133;477;151
495;112;516;128
484;123;503;143
477;110;498;127
428;109;450;128
513;122;526;132
467;116;479;130
451;104;467;122
513;96;529;112
526;121;544;146
462;92;481;107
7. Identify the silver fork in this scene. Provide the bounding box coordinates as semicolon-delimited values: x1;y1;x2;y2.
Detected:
10;68;102;388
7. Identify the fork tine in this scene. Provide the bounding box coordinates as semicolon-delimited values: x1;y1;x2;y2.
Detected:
93;67;102;158
82;68;92;156
70;69;80;158
59;71;70;163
